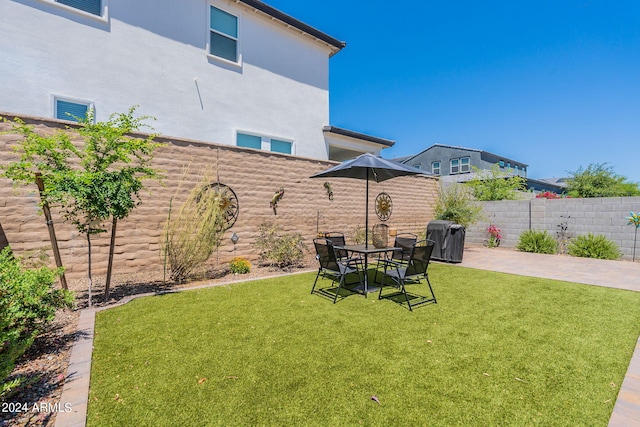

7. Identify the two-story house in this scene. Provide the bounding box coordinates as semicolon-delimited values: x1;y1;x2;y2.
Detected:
396;144;566;193
397;144;528;178
0;0;393;160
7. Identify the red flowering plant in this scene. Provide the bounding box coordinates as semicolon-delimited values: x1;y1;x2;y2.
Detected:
536;191;562;199
486;224;502;248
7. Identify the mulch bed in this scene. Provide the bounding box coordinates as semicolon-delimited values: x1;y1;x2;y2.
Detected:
1;257;316;427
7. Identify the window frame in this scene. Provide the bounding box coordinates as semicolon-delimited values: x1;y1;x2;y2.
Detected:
208;4;241;65
53;96;94;123
450;158;460;174
431;161;441;176
460;157;470;173
236;131;294;155
38;0;107;21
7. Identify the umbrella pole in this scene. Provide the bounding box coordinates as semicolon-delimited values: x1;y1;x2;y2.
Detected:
365;174;369;249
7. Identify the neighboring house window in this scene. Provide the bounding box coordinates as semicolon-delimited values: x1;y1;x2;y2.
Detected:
412;164;421;169
431;161;441;175
55;98;91;122
499;160;505;168
450;158;459;174
210;5;238;62
56;0;102;16
450;157;470;174
460;157;470;173
237;133;293;155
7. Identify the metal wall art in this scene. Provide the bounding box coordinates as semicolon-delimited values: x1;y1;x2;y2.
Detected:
270;187;285;215
375;192;393;221
323;182;334;200
199;183;239;231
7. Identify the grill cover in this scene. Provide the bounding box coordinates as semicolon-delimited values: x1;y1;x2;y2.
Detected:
426;220;466;263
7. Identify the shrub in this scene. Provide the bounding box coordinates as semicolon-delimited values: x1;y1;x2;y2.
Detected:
0;247;73;396
162;170;228;283
254;223;307;270
434;184;483;228
516;230;558;254
229;257;251;274
568;233;621;260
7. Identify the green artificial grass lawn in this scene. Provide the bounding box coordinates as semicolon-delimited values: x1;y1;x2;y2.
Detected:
87;264;640;426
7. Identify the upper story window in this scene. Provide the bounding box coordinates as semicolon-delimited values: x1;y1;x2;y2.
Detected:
460;157;470;173
56;0;102;16
210;5;238;62
499;160;505;168
431;161;441;175
450;157;470;174
237;132;293;155
54;98;92;122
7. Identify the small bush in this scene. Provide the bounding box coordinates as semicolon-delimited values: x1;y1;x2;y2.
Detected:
434;184;483;228
516;230;558;254
254;223;307;270
0;247;73;396
568;233;621;260
229;257;251;274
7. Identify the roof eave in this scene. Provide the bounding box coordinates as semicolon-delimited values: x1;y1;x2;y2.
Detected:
237;0;346;54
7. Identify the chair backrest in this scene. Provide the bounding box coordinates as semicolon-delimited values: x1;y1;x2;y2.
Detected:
324;232;347;259
393;233;418;261
313;238;340;272
405;239;436;277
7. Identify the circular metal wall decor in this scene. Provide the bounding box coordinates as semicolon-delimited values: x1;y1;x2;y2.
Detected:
199;183;239;231
375;192;393;221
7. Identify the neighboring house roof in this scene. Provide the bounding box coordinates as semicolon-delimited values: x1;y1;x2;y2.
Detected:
441;173;567;193
323;126;395;147
400;143;529;168
537;177;569;188
239;0;346;54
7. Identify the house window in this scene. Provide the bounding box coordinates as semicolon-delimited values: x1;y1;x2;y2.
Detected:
56;0;101;16
499;161;505;168
431;161;441;175
237;133;262;150
210;6;238;62
460;157;470;173
450;158;459;174
237;132;293;154
270;139;292;155
55;98;91;122
412;164;421;169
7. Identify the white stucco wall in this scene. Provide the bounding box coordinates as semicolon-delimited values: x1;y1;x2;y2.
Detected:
0;0;333;159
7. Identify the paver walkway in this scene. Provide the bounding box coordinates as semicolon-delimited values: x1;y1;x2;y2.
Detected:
458;247;640;426
55;248;640;426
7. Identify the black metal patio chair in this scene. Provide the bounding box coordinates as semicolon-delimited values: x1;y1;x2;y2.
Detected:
377;239;437;311
311;238;364;304
323;231;348;260
391;233;418;263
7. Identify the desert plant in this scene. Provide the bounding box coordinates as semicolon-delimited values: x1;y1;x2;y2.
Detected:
567;233;621;260
486;224;502;248
229;257;251;274
254;223;307;270
0;247;73;396
434;184;483;228
516;230;558;254
163;171;227;283
466;165;526;201
350;225;367;245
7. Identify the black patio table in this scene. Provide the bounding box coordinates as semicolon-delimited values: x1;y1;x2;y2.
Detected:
335;244;402;296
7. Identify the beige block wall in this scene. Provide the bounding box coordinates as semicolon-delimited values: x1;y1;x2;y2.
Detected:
0;114;439;279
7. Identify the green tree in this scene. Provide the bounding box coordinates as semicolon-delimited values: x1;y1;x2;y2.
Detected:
434;184;483;228
466;165;526;201
565;163;640;198
2;107;162;305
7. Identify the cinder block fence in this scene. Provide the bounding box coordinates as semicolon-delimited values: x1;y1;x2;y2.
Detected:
466;197;640;260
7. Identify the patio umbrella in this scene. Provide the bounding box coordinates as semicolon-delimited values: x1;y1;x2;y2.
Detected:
310;153;429;248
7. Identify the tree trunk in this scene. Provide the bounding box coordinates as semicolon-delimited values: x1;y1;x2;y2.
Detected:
87;233;93;308
35;173;68;290
104;217;117;302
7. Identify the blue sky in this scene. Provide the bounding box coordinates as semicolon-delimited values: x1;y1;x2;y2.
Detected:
265;0;640;182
